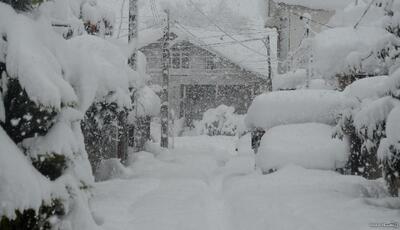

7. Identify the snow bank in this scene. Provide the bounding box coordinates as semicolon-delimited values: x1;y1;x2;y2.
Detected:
256;123;349;172
95;158;130;181
0;127;51;219
245;90;355;130
225;165;395;230
344;76;389;100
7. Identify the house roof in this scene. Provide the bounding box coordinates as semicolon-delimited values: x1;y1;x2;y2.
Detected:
138;25;277;78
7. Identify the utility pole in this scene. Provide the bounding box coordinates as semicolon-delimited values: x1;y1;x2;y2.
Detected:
128;0;138;69
128;0;143;153
304;15;313;88
160;10;170;148
263;35;273;91
116;0;138;162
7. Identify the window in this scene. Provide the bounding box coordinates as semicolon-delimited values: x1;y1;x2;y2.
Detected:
172;52;181;69
171;52;191;69
181;52;190;69
205;56;216;70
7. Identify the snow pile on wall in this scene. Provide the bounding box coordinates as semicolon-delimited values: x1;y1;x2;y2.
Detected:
245;90;356;130
256;123;349;172
195;105;245;136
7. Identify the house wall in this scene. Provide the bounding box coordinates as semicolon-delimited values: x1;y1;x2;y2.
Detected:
140;41;267;122
266;0;334;73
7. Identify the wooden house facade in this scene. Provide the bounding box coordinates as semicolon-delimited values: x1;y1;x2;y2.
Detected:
140;31;269;126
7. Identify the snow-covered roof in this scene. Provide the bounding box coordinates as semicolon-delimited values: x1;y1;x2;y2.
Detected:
245;90;356;130
273;0;357;11
139;25;276;77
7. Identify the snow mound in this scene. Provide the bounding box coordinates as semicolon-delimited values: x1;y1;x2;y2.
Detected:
226;165;394;230
245;90;355;130
0;127;51;219
344;76;389;100
95;158;130;181
256;123;349;172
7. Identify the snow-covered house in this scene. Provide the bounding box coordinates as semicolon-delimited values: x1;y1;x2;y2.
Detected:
265;0;352;73
139;26;271;126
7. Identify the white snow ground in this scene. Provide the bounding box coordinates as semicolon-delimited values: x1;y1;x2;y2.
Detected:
91;136;400;230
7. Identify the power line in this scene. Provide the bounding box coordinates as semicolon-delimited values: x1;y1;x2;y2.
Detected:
354;0;376;29
187;0;269;59
174;21;271;75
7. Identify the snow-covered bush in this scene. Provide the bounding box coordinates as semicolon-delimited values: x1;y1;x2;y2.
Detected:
308;0;400;89
335;88;395;179
245;90;356;130
335;72;400;195
195;105;245;136
378;107;400;196
256;123;349;173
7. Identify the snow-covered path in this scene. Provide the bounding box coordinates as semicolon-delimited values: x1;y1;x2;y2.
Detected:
91;136;400;230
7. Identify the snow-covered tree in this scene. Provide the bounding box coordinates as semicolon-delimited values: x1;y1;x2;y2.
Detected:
0;1;146;228
326;0;400;195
